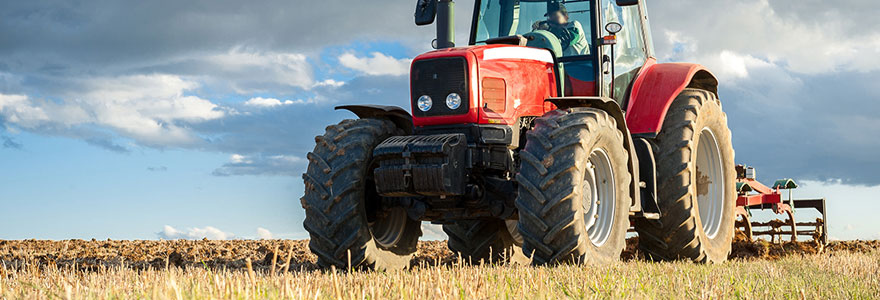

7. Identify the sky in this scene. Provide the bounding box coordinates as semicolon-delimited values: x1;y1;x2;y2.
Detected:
1;0;879;241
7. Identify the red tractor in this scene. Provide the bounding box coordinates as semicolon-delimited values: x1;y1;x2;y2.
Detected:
302;0;736;269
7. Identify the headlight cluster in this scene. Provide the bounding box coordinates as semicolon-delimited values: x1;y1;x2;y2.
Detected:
417;93;462;112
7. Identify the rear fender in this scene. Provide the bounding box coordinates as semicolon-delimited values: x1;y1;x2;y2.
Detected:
546;97;642;213
335;105;414;134
624;60;719;136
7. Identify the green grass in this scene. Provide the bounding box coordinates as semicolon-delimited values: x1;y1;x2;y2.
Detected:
2;251;878;299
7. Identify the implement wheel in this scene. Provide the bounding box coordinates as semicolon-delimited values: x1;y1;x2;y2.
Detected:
634;89;736;263
516;108;631;265
301;118;422;270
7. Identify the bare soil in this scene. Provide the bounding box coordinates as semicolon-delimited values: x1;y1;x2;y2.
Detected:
1;236;876;272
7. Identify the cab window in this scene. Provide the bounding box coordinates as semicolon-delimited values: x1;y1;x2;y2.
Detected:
600;0;647;102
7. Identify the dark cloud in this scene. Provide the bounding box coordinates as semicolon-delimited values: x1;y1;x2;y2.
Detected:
0;0;464;77
724;70;880;185
1;135;22;149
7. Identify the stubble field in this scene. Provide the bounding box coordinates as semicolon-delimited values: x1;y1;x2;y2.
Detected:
1;238;878;299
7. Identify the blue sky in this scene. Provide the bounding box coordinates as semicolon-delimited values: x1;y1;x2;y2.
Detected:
1;0;879;241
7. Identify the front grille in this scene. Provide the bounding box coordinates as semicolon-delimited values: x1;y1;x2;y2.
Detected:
411;57;469;117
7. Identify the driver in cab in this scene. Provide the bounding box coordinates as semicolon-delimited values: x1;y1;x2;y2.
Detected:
532;3;589;56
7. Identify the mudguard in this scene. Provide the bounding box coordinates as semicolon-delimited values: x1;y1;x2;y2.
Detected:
624;59;719;136
335;105;414;134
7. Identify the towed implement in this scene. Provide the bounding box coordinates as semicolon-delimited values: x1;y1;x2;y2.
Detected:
734;165;828;245
301;0;777;269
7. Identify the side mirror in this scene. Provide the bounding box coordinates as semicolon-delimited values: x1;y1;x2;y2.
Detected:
616;0;639;6
415;0;438;26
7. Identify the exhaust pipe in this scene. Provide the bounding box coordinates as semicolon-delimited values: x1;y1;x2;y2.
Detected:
436;0;455;49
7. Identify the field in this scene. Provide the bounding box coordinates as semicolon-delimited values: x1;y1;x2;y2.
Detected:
1;238;878;299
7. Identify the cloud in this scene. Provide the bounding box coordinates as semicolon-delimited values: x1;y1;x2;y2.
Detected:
212;154;306;177
147;166;168;172
256;227;273;239
0;75;225;148
420;223;448;241
243;97;316;108
196;48;316;94
651;0;880;76
339;52;411;76
1;135;22;149
157;225;234;240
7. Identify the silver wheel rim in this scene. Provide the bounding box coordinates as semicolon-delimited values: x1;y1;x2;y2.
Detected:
370;207;408;248
583;148;616;247
696;127;725;239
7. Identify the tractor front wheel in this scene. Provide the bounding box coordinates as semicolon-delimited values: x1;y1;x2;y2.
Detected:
516;108;631;265
634;88;736;263
301;118;422;270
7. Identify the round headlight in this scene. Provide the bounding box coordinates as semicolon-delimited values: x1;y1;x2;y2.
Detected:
417;95;433;112
446;93;462;110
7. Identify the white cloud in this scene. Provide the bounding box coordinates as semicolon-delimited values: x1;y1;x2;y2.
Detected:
256;227;273;239
0;74;225;147
313;79;345;88
206;48;315;92
244;97;291;107
243;97;316;108
157;225;234;240
339;52;411;76
213;154;306;176
653;0;880;76
420;223;447;241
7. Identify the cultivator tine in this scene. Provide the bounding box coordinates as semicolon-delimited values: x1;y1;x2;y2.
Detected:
790;198;829;245
748;198;828;245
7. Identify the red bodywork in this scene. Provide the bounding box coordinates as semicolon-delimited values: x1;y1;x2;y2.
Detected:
411;46;716;135
411;45;560;127
625;58;716;135
736;178;784;208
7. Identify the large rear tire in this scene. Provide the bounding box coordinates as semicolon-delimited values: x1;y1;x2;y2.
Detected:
634;89;736;263
301;118;422;270
516;108;631;265
443;219;521;263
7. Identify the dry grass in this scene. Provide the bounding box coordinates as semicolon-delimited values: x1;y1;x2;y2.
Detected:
1;249;878;299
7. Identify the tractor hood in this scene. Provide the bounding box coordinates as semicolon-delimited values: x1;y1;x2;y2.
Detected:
410;45;560;127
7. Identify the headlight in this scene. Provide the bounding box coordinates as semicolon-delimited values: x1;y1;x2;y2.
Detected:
417;95;433;112
446;93;462;110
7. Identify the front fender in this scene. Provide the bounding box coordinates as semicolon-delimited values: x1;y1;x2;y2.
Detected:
335;105;414;134
624;59;719;136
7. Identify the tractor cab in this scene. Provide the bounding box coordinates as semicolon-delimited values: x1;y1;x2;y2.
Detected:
467;0;654;103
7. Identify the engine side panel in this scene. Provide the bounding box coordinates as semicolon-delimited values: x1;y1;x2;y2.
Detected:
624;58;719;135
474;46;559;125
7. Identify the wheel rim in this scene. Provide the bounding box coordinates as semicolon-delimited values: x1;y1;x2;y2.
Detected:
583;148;616;247
506;220;523;245
696;127;725;239
370;207;408;248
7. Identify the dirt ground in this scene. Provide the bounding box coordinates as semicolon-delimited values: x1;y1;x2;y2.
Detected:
2;234;877;272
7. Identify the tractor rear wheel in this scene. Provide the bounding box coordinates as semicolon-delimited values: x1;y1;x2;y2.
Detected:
516;108;631;265
301;118;422;270
443;219;521;263
634;88;736;263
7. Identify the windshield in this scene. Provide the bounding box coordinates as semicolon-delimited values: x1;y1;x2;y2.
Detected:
474;0;593;57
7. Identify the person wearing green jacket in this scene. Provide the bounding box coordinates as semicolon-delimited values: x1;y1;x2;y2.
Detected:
532;3;590;56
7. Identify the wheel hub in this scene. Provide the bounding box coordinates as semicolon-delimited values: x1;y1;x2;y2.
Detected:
583;148;616;247
696;127;725;239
